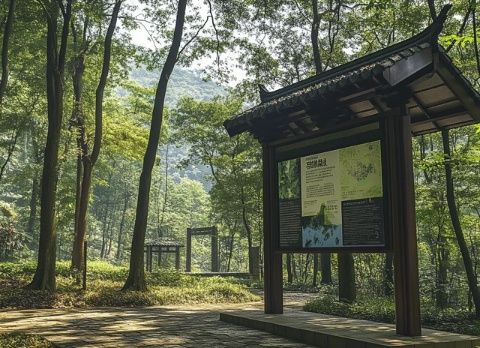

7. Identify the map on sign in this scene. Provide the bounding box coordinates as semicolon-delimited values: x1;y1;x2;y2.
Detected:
278;140;385;250
340;141;383;201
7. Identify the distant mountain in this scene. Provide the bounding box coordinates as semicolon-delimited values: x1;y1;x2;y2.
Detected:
130;67;226;106
129;66;225;190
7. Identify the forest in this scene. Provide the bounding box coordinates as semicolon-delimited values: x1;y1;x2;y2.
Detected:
1;0;480;342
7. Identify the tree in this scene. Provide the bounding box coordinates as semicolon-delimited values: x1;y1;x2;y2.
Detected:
123;0;187;291
442;129;480;318
0;0;16;109
27;0;73;291
71;0;122;273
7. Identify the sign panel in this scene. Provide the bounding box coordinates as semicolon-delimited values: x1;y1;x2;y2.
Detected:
278;140;385;250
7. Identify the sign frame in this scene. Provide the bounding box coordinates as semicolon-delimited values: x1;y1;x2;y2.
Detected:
274;122;392;253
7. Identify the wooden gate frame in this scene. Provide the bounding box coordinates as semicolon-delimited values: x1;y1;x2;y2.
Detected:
185;227;219;272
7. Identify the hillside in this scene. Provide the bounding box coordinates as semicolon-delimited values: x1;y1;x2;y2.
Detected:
130;67;226;107
129;67;226;189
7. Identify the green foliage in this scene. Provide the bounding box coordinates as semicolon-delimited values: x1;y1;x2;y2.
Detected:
0;332;54;348
0;261;258;308
304;294;480;336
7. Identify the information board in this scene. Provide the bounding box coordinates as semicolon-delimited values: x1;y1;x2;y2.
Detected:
277;140;385;250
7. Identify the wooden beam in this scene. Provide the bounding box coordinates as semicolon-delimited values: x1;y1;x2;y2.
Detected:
262;143;283;314
384;103;421;336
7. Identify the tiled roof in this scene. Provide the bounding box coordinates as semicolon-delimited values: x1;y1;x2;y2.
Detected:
224;5;455;138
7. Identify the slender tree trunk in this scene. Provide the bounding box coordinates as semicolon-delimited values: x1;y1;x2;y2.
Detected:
226;231;235;272
321;254;332;284
0;127;19;181
312;254;319;287
116;191;130;260
240;186;254;274
287;253;293;284
28;0;72;291
71;1;122;271
0;0;15;108
311;0;322;73
383;252;394;296
27;173;39;245
123;0;187;291
436;232;449;309
442;129;480;318
338;252;356;303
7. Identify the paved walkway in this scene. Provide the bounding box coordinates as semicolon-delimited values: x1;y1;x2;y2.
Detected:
0;293;316;347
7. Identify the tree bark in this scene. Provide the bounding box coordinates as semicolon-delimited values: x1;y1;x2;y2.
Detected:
71;1;122;271
116;190;130;260
311;0;322;73
338;252;356;303
0;0;15;108
123;0;187;291
383;252;394;296
28;0;73;291
442;129;480;318
286;253;293;284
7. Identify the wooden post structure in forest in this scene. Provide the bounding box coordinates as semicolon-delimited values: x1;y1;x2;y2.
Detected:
145;238;183;272
224;5;480;337
185;227;219;273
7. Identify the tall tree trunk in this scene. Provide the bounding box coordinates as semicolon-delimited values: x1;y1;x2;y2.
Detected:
240;186;255;274
0;127;19;181
321;253;332;284
116;190;130;260
383;252;394;296
442;129;480;318
0;0;15;109
28;0;73;291
27;173;39;245
338;252;356;303
71;1;122;271
436;231;449;309
286;253;293;284
311;0;322;73
123;0;187;291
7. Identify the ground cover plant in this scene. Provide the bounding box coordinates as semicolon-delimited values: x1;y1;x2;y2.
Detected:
0;332;54;348
304;294;480;336
0;261;258;308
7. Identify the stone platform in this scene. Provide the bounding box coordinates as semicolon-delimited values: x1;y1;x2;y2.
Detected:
220;309;480;347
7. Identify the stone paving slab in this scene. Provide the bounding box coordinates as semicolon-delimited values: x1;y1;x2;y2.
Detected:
0;302;313;347
220;309;480;348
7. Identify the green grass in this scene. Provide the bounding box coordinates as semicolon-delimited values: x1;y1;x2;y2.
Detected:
0;332;54;348
304;294;480;336
0;261;259;308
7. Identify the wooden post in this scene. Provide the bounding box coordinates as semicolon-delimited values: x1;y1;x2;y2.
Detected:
262;144;283;314
211;227;219;272
175;246;180;270
82;240;87;291
158;248;162;268
186;229;192;272
384;103;421;336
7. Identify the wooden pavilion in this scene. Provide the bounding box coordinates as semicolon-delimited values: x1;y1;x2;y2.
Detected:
144;238;184;272
224;5;480;337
